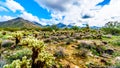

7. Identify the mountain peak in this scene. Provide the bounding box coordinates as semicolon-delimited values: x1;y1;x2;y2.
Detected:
0;17;40;29
16;17;23;19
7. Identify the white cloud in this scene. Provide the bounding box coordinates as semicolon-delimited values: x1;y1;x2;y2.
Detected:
0;15;14;22
0;6;8;12
19;11;42;24
35;0;120;26
20;11;39;22
0;0;42;25
0;0;24;12
4;0;24;12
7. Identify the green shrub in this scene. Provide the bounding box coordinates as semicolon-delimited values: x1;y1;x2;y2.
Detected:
54;50;67;59
6;48;32;63
3;56;31;68
113;40;120;46
75;49;88;59
101;28;120;35
70;26;80;31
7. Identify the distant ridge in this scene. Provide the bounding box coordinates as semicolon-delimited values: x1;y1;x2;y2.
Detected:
0;17;40;29
0;17;101;29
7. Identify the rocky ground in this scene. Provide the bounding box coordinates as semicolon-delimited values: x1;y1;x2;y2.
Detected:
0;30;120;68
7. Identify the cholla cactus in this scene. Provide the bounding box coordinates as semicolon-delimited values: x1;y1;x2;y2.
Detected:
21;36;55;68
33;31;39;38
12;31;23;45
36;50;55;67
21;36;45;50
3;56;31;68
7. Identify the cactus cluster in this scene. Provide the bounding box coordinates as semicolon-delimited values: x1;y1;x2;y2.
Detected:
3;56;31;68
3;36;55;68
12;31;23;45
21;36;55;67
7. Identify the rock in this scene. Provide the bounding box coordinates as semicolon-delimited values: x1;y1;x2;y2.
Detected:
1;40;14;48
104;35;112;38
3;51;8;54
75;66;79;68
0;59;6;68
87;52;93;57
115;56;120;62
101;53;110;58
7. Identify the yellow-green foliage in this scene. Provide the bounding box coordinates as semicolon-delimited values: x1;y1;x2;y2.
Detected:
21;36;55;67
12;31;23;38
21;36;45;50
6;48;32;63
36;50;55;66
3;56;31;68
21;37;54;66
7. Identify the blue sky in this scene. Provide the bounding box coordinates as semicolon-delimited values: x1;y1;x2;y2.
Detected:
15;0;51;19
0;0;120;26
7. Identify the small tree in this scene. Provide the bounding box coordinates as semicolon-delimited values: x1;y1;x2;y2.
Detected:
102;21;120;35
71;26;79;31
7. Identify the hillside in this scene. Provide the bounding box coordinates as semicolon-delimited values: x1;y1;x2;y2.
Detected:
0;17;40;29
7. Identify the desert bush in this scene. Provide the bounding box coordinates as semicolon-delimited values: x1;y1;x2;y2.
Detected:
41;25;59;31
4;36;55;68
70;26;80;31
114;63;120;68
76;42;96;50
112;51;120;57
101;21;120;35
75;49;88;59
20;36;55;67
54;50;67;59
112;39;120;46
43;38;52;43
76;42;107;56
101;28;120;35
95;45;107;56
2;31;6;35
2;28;21;32
41;27;53;31
3;56;31;68
6;48;32;63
